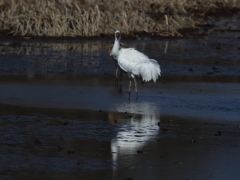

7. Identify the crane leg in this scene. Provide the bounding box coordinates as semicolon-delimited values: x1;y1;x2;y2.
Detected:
119;68;122;81
128;79;132;100
116;67;119;79
133;78;138;99
115;67;119;87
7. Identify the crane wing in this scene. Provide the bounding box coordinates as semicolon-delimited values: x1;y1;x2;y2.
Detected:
120;48;150;63
118;48;150;74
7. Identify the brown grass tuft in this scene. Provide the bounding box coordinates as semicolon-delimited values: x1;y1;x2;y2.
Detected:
0;0;239;37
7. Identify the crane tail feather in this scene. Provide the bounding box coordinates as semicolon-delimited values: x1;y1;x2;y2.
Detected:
137;59;161;83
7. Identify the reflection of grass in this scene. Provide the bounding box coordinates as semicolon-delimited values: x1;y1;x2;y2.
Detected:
0;41;105;75
0;0;239;37
0;40;108;56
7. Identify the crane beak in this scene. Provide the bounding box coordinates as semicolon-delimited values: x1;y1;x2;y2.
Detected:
116;32;120;39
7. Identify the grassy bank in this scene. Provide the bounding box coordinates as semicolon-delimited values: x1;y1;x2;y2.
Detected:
0;0;239;37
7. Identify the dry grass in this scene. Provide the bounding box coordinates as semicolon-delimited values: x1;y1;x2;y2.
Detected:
0;0;239;37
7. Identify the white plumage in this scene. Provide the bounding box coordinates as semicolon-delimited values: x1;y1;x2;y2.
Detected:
111;30;161;99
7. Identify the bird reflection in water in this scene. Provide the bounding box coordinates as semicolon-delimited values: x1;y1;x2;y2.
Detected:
108;102;160;172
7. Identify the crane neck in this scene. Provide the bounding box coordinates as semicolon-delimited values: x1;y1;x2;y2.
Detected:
112;36;121;59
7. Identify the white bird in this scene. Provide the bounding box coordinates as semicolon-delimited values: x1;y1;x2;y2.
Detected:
109;43;127;86
111;30;161;99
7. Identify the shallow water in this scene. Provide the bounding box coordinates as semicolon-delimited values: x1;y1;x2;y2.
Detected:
1;104;240;180
0;31;240;77
1;31;240;180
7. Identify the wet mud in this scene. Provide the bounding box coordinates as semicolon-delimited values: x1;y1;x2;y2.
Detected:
1;26;240;180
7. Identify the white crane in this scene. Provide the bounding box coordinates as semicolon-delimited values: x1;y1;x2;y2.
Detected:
111;30;161;99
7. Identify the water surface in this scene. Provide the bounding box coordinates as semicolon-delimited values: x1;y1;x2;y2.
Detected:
1;31;240;180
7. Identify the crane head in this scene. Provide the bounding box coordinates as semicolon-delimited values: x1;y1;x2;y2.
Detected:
115;30;121;40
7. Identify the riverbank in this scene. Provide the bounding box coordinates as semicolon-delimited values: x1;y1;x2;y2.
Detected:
0;0;240;38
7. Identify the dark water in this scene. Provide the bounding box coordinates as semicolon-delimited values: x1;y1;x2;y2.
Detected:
1;29;240;180
0;31;240;77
